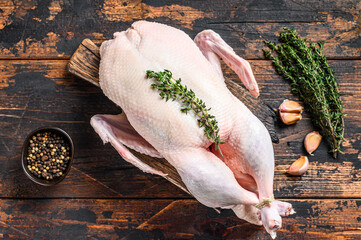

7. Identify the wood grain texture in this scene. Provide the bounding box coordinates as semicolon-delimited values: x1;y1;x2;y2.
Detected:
68;39;100;87
0;199;360;239
1;1;361;238
0;59;360;198
0;0;360;59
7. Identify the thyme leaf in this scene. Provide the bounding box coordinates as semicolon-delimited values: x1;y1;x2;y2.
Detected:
146;69;224;156
264;27;345;158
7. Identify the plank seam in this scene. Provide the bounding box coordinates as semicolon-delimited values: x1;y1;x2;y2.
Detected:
0;197;360;200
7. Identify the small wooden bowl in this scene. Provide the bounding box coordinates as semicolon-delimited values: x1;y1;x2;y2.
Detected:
21;127;74;186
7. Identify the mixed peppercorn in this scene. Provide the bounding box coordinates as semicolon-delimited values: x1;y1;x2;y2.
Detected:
25;131;71;181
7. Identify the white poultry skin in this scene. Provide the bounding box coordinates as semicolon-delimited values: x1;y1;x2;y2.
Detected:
91;21;295;238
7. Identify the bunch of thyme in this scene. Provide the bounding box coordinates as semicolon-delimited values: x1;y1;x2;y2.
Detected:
146;70;223;156
263;27;344;158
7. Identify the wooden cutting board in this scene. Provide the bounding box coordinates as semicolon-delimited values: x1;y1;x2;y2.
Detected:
67;38;278;193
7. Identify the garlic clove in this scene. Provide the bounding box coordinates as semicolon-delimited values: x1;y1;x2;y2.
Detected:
279;100;303;113
279;100;303;125
280;112;302;125
304;131;322;155
287;156;309;176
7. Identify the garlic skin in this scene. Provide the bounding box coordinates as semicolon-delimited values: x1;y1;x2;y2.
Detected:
287;156;309;176
279;100;303;125
304;131;322;155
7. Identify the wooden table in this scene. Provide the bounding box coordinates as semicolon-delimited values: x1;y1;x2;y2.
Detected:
0;1;360;239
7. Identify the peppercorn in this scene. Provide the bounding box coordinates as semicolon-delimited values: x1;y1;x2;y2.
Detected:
26;131;71;181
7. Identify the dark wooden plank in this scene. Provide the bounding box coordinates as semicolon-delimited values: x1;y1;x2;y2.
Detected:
0;198;360;239
0;199;172;239
0;59;360;198
0;0;360;59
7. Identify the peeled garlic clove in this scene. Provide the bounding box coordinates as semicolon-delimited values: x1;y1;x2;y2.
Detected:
280;112;302;125
287;156;309;176
304;131;322;155
279;100;303;113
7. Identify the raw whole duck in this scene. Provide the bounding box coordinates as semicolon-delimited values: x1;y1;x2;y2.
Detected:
91;20;294;238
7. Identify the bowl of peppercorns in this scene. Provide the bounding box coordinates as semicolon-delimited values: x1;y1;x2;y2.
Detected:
22;127;74;186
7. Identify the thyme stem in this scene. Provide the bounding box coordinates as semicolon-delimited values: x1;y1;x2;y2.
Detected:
146;70;224;156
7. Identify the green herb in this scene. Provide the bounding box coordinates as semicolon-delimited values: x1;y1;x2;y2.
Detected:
263;27;345;158
146;69;224;156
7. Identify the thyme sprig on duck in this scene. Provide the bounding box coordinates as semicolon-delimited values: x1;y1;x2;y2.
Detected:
146;70;224;156
263;27;345;158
